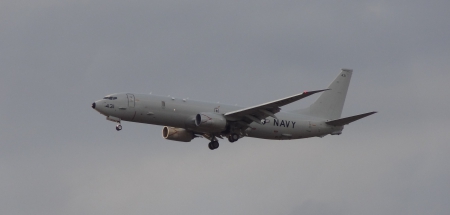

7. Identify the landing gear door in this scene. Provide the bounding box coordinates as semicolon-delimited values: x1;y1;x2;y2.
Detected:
127;94;135;108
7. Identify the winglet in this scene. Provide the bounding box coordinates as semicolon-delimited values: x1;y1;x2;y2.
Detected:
326;111;377;126
303;89;330;95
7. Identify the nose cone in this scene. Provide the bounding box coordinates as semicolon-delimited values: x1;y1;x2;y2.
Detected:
92;100;107;116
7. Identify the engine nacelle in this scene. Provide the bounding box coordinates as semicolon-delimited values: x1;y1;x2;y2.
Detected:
194;112;227;133
162;127;195;142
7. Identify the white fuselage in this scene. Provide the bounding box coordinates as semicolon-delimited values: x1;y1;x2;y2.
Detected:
93;93;343;140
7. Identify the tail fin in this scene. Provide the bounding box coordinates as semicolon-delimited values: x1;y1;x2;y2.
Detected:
294;69;353;119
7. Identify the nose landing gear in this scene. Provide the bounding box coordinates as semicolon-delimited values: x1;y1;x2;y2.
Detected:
106;116;122;131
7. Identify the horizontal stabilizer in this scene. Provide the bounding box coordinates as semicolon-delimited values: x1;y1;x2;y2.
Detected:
326;111;377;126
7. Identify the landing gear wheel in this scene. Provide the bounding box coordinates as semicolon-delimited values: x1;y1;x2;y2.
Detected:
208;141;219;150
228;133;239;142
231;133;239;141
116;124;122;131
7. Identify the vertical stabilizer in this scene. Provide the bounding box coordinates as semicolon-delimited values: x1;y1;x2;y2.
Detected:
295;69;352;119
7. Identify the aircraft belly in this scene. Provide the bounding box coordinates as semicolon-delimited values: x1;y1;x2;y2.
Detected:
247;123;295;140
247;120;332;140
247;127;274;139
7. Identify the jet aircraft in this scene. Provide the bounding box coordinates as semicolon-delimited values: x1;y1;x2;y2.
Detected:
91;69;376;150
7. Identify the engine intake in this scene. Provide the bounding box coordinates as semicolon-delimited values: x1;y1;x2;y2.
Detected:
162;127;195;142
194;112;227;133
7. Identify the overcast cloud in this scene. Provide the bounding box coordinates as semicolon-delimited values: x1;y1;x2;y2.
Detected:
1;1;449;214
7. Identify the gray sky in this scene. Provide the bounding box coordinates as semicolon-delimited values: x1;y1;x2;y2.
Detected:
1;1;449;214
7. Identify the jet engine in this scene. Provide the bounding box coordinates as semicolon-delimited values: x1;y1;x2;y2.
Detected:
194;112;227;133
162;127;195;142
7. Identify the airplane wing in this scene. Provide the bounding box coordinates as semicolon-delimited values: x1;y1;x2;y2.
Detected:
224;89;328;126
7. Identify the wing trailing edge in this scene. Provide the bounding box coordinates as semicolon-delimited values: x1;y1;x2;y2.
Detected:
325;111;377;126
225;89;329;120
223;89;328;130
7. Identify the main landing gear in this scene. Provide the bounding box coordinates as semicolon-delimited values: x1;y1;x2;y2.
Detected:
116;124;122;131
208;141;219;150
228;133;239;143
208;133;240;150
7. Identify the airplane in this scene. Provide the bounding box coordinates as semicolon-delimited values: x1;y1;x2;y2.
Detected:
91;69;376;150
